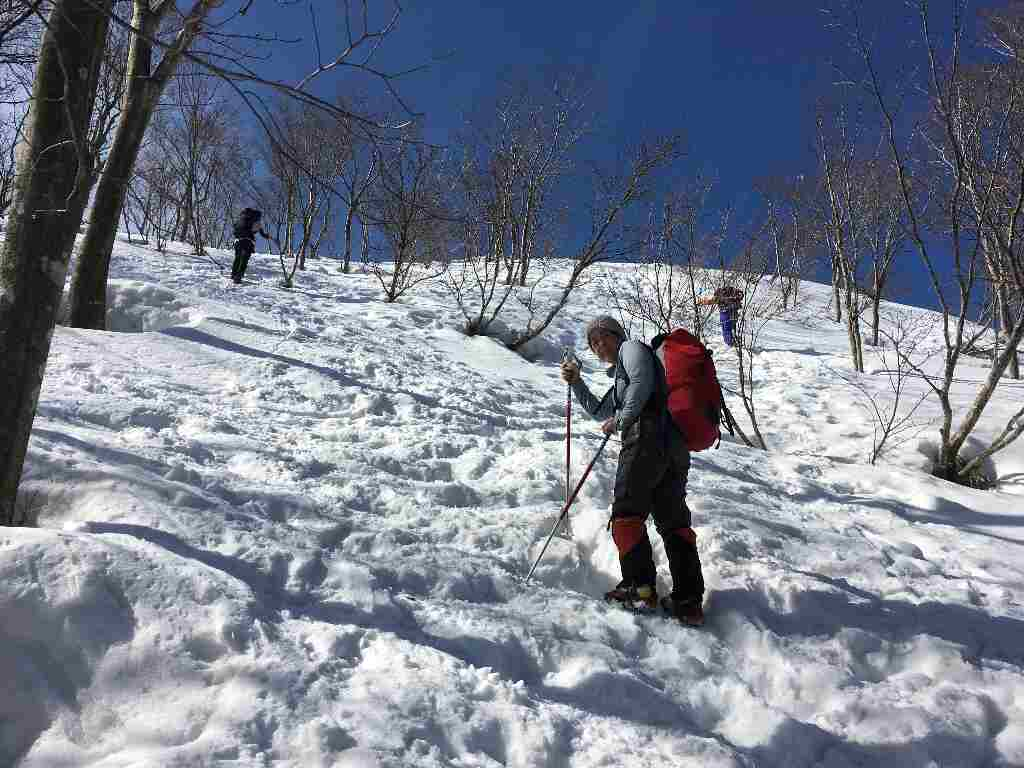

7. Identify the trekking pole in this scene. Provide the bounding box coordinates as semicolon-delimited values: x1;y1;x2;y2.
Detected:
558;347;581;540
525;431;612;583
563;381;572;534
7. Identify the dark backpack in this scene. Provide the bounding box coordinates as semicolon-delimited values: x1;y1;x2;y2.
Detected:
233;208;262;238
652;329;730;451
715;286;743;307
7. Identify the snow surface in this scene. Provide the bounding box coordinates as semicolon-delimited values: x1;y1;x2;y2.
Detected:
4;238;1024;768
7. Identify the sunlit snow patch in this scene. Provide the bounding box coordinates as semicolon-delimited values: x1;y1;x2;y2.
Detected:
105;280;203;333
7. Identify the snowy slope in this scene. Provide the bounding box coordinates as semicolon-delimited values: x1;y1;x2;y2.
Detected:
3;238;1024;768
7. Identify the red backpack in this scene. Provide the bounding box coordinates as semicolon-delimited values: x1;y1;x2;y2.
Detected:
653;329;727;451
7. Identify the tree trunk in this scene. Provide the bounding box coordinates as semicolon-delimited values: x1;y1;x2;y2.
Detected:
180;170;195;244
871;270;882;347
122;204;133;244
0;0;113;524
871;297;881;348
948;309;1024;460
342;206;354;273
734;344;768;450
997;283;1021;380
832;261;843;323
844;284;864;372
68;0;162;329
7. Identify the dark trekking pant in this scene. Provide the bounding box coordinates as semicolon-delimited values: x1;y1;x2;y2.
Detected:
231;239;254;282
610;411;704;602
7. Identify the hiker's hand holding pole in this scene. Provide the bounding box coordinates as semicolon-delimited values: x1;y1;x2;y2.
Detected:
601;417;616;436
560;359;581;385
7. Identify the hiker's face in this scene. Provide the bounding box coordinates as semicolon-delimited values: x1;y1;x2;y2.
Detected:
590;330;620;364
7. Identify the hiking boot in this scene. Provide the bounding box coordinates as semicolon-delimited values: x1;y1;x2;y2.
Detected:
604;583;658;612
661;596;704;627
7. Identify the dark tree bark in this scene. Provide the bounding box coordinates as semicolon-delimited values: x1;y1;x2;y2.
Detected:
343;206;355;273
0;0;113;524
997;284;1022;380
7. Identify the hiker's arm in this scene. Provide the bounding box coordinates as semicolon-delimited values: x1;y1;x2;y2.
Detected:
615;341;655;433
696;295;716;306
568;377;614;420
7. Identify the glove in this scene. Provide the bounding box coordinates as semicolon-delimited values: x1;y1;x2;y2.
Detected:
560;360;581;385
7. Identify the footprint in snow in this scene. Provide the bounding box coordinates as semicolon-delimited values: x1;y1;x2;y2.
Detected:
430;482;482;509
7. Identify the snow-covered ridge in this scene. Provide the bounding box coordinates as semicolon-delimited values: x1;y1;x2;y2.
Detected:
2;237;1023;767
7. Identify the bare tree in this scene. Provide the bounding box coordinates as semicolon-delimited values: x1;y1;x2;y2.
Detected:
445;155;520;335
131;67;253;263
444;76;590;336
0;0;38;214
599;177;723;341
0;109;28;216
1;1;127;223
816;105;872;372
984;4;1024;379
252;167;289;249
334;100;378;274
67;0;223;329
833;309;933;464
837;0;1024;483
721;233;785;450
133;136;181;251
266;102;346;286
0;0;114;525
363;136;451;302
471;76;589;286
175;69;247;252
859;158;909;347
0;1;42;79
759;173;818;312
509;136;683;352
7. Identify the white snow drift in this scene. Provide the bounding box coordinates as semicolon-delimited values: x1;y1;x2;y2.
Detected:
3;238;1023;768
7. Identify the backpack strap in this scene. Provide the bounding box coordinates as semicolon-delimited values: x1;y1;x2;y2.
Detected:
637;341;674;445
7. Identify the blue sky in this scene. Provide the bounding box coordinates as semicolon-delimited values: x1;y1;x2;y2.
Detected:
227;1;985;312
294;2;840;190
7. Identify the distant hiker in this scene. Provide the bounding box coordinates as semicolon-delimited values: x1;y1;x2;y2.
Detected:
697;286;743;346
231;208;270;284
559;315;706;626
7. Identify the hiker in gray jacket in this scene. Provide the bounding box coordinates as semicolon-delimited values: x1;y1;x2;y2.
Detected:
560;315;705;626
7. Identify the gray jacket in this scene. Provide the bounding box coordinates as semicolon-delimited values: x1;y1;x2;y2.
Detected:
570;340;665;435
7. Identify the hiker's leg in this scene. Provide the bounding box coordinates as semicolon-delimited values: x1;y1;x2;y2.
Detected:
238;245;253;280
610;432;665;590
719;306;734;346
231;241;246;281
652;440;704;602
